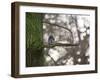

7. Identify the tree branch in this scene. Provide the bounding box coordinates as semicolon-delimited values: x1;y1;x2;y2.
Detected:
43;43;79;48
43;21;75;43
43;21;72;34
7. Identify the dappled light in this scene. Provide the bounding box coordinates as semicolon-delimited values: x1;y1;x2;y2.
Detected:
43;13;90;66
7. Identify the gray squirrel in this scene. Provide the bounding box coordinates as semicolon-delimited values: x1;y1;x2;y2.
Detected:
48;35;55;45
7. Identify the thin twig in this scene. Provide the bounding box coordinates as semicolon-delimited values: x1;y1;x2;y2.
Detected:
46;48;58;65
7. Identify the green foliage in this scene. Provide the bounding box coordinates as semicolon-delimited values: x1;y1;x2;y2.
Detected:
26;12;43;49
26;12;45;67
